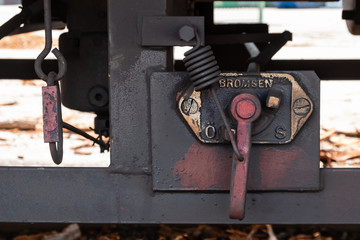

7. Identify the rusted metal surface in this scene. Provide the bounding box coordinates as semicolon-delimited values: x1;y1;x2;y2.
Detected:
171;140;314;191
42;85;60;143
250;146;310;189
173;141;231;190
151;71;320;192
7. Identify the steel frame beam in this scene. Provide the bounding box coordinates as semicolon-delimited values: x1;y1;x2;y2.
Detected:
265;60;360;80
0;168;359;224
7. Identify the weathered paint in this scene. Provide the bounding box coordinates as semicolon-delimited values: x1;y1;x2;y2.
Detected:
254;146;310;189
42;86;59;143
173;141;232;190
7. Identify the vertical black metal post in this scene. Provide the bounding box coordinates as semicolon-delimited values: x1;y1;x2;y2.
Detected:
108;0;168;172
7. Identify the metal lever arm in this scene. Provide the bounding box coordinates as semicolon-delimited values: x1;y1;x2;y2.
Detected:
229;93;261;219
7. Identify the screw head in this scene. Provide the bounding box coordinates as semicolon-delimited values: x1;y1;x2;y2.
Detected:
293;98;311;116
181;98;198;115
179;25;195;42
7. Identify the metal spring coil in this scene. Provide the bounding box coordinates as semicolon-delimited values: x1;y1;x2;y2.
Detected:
183;45;221;91
181;28;243;160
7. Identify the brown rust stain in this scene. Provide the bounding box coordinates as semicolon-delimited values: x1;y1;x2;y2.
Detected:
173;142;232;190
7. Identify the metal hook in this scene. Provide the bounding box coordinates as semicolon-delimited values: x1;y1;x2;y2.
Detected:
34;0;67;82
36;0;65;165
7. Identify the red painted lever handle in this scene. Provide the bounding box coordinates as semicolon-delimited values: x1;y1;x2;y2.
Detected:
230;121;252;219
229;93;261;219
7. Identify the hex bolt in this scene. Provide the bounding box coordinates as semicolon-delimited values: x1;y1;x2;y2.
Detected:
293;98;311;116
181;98;198;115
179;25;195;42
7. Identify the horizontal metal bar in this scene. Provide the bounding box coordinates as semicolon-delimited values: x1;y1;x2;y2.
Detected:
206;32;292;45
0;59;58;79
265;60;360;80
141;16;204;46
2;59;359;80
175;59;360;80
0;167;359;224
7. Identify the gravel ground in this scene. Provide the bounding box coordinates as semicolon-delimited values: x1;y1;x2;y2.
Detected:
0;6;360;167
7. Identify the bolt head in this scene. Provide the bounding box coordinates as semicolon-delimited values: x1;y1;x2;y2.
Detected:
179;25;195;42
293;98;311;116
181;98;198;115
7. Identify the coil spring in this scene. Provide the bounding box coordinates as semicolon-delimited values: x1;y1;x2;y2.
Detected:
183;42;220;91
181;27;242;160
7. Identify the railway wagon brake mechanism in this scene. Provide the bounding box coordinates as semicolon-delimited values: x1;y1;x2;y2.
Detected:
0;0;359;223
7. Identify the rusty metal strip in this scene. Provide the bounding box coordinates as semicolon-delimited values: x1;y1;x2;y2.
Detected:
42;85;59;143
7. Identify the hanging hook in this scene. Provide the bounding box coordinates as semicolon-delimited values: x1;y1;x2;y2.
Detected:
35;0;66;165
42;71;63;164
34;0;67;82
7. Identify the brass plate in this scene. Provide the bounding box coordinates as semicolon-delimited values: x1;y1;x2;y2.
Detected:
178;72;313;144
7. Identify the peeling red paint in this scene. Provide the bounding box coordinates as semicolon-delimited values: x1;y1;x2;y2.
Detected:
173;143;311;191
173;142;232;190
42;86;59;143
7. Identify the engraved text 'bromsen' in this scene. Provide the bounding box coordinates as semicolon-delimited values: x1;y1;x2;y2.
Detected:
219;78;273;89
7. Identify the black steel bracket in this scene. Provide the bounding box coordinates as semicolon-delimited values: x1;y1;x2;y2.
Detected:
141;16;204;46
246;31;292;69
